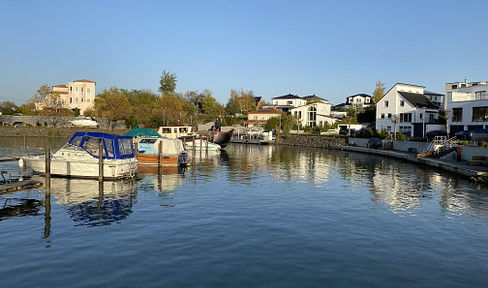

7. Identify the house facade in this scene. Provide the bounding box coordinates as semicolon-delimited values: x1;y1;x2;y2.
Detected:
246;108;285;127
290;101;335;128
41;79;96;115
346;93;373;108
271;94;307;113
444;80;488;133
376;83;440;138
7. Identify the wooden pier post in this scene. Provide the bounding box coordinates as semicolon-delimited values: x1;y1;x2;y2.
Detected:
199;137;203;157
45;148;51;191
158;140;163;175
206;136;209;153
98;143;103;182
192;136;196;152
134;142;138;158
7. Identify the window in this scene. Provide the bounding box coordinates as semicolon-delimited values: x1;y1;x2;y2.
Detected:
75;98;79;104
452;108;462;122
387;113;392;119
400;113;412;123
384;101;389;107
81;87;84;95
475;91;487;100
400;100;404;107
69;87;73;95
387;126;391;132
261;116;264;120
419;113;423;120
287;100;293;105
253;116;257;120
451;84;457;89
381;113;385;119
298;111;302;119
87;87;91;96
118;138;134;156
366;98;370;103
473;107;488;122
69;97;73;104
75;87;79;95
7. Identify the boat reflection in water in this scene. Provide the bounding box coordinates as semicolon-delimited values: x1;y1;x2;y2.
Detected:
47;177;138;226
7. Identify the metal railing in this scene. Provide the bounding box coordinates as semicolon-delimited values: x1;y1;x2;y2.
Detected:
381;134;394;149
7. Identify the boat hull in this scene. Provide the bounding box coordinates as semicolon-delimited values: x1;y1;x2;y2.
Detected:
25;156;138;179
137;154;180;165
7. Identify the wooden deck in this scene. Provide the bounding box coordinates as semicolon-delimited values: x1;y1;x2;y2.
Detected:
0;180;43;194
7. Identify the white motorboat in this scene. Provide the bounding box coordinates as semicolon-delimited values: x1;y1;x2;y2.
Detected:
184;140;221;151
21;132;138;179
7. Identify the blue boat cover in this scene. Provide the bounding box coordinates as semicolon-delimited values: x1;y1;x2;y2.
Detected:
68;132;135;159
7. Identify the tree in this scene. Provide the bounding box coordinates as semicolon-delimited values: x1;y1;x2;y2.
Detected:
265;117;279;131
159;70;177;95
372;81;386;103
225;91;241;115
391;114;400;140
94;87;133;128
227;89;255;115
152;93;186;126
0;101;18;114
439;109;453;137
201;93;224;120
124;89;158;127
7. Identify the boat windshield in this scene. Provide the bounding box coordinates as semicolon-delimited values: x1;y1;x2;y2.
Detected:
118;138;134;156
83;136;104;157
70;135;83;147
139;138;157;144
105;139;114;158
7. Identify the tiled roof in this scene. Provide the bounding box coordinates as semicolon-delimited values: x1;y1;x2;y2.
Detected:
74;79;96;84
249;108;285;114
272;93;301;100
53;84;68;88
398;92;440;109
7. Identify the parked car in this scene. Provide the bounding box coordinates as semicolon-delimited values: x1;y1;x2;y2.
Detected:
455;130;470;140
367;138;382;149
425;130;447;138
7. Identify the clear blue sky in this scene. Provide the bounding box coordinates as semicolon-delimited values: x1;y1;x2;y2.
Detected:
1;0;487;106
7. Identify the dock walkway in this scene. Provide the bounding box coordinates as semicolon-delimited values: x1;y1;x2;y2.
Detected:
330;145;488;181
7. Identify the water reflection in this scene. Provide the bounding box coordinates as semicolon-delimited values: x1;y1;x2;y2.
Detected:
48;178;137;226
0;198;43;221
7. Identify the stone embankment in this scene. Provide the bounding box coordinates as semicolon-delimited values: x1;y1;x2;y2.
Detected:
277;135;347;147
0;126;129;138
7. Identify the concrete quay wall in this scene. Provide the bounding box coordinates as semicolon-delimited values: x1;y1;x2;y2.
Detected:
277;135;347;147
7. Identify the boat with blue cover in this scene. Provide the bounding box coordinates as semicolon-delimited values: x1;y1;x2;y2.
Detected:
21;132;138;179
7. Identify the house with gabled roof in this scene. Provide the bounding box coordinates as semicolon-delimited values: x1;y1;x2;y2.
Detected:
376;83;441;138
271;94;307;113
245;107;285;127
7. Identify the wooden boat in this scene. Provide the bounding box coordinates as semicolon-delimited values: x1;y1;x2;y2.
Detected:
21;132;138;179
136;137;188;167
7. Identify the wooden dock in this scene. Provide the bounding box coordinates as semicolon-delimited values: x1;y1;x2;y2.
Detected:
0;180;43;194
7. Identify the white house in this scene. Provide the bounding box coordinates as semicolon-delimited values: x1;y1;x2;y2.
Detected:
291;101;335;128
376;83;441;138
346;93;373;108
271;94;307;113
444;80;488;133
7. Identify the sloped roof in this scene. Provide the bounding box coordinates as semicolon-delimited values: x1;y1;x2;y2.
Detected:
74;79;96;84
272;93;301;100
398;92;440;109
249;108;285;114
53;84;68;88
347;93;371;98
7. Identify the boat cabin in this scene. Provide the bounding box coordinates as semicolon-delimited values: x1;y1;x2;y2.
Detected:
67;132;135;159
157;125;196;139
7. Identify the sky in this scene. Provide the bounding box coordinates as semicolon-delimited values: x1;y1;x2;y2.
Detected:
1;0;487;106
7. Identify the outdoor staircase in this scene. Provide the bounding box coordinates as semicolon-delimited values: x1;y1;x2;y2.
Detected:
381;134;394;150
416;136;458;159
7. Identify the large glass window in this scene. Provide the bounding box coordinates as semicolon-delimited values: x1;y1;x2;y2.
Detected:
473;107;488;122
308;106;317;127
452;108;463;122
400;113;412;123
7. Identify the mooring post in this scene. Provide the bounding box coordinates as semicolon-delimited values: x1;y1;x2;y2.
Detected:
98;143;103;182
134;142;138;159
206;136;209;153
192;136;196;152
199;137;203;157
45;147;51;191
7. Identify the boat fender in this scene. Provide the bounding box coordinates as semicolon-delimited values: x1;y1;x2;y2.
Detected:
18;158;25;168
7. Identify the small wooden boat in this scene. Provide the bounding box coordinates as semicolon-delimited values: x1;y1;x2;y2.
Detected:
136;137;188;166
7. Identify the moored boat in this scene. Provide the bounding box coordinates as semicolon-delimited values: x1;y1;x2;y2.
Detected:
136;137;188;167
184;140;221;151
21;132;138;179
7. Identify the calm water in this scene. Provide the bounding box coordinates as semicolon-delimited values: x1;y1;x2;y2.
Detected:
1;137;488;287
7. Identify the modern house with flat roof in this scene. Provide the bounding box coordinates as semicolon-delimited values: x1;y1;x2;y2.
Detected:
444;80;488;133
